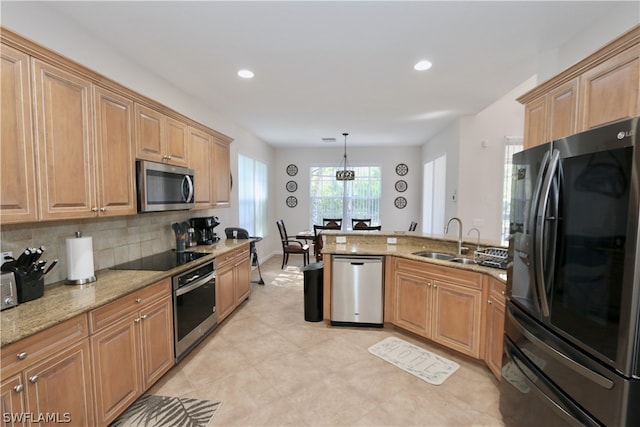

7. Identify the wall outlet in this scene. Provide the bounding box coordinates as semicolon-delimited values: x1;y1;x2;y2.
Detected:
387;237;397;244
336;236;347;244
1;251;14;262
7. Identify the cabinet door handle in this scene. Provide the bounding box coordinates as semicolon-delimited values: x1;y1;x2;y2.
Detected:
14;384;23;393
135;298;142;303
29;375;39;383
488;299;493;305
91;207;99;212
100;207;107;212
140;314;148;320
433;284;437;289
17;352;27;360
134;318;141;323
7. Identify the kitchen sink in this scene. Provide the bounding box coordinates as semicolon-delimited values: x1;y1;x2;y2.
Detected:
412;251;455;261
450;258;478;265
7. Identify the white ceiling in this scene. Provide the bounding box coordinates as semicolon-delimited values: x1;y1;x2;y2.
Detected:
41;1;630;147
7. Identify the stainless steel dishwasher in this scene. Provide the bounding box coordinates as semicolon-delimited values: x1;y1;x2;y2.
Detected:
331;255;384;327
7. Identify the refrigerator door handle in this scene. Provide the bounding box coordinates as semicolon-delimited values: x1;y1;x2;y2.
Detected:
508;307;614;389
535;149;560;317
525;150;551;313
504;339;602;427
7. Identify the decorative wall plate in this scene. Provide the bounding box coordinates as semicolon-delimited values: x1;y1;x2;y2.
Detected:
286;164;298;176
395;163;409;176
286;196;298;208
394;196;407;209
395;180;407;192
286;180;298;192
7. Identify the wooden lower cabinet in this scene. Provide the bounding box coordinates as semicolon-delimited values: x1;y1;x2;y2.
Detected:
392;258;483;359
484;276;507;380
216;245;251;323
89;279;173;426
0;315;94;426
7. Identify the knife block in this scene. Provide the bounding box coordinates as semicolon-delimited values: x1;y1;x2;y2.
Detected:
15;271;44;303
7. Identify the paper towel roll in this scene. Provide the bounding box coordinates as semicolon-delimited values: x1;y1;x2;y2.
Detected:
66;235;96;284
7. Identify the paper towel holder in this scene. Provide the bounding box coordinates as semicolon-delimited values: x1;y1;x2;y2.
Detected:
66;231;97;285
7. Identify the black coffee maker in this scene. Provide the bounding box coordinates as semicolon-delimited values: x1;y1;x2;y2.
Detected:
190;216;221;245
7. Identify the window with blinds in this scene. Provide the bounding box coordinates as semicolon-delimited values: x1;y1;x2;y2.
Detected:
502;141;523;244
238;154;268;237
309;165;381;229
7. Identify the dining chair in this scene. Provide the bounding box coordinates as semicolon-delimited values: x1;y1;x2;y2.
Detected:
322;218;342;228
313;224;340;262
352;218;372;229
409;221;418;231
276;219;309;269
224;227;265;285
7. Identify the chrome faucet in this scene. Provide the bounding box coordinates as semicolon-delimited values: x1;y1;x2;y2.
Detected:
444;217;467;255
467;227;481;251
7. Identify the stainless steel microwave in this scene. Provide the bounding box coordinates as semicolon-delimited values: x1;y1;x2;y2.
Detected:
136;160;195;212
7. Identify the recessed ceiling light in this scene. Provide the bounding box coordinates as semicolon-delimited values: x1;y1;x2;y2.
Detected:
414;60;432;71
238;69;254;79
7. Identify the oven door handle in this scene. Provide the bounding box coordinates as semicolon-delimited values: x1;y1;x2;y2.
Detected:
175;271;216;296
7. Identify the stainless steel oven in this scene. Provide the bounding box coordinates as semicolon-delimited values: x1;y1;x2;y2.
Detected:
173;260;217;361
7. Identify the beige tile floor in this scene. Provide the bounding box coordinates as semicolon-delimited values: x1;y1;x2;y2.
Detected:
148;256;506;426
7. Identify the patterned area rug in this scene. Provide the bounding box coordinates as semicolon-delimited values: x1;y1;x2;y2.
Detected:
110;395;222;427
368;337;460;385
271;266;303;288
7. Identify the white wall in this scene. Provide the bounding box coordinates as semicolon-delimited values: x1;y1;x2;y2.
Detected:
421;123;460;228
457;76;536;244
272;145;422;251
535;2;639;83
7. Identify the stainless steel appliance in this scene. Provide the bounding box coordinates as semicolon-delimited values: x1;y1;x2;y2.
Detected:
136;160;195;212
190;216;221;245
500;117;640;426
172;260;217;361
331;255;384;327
1;272;18;311
111;251;216;361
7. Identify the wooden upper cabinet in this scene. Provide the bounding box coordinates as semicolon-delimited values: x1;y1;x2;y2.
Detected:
579;44;640;130
32;59;96;220
212;139;231;207
165;117;189;167
520;26;640;147
94;86;137;216
523;78;579;149
134;103;163;161
0;44;37;224
134;103;189;167
523;96;548;149
547;78;579;141
189;126;214;208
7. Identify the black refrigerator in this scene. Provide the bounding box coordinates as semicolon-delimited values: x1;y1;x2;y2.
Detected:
500;117;640;426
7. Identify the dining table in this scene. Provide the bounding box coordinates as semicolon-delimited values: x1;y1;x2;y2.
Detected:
295;230;315;242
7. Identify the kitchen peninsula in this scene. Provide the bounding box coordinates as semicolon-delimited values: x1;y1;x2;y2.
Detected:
320;230;507;379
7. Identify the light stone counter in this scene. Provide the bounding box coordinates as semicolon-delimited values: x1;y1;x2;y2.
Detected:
321;231;507;282
0;239;250;347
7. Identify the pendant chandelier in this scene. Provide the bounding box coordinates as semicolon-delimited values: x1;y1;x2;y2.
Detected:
336;132;355;181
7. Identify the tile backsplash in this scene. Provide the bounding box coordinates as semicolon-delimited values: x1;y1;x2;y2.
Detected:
1;211;198;286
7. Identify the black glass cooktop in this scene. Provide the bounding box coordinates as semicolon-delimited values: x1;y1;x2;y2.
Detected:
111;251;209;271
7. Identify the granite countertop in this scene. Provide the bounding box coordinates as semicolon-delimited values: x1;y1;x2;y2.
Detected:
321;231;508;282
0;239;251;347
